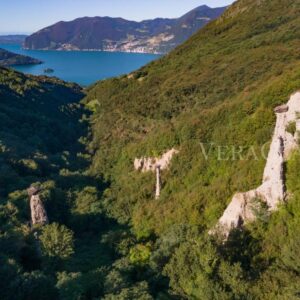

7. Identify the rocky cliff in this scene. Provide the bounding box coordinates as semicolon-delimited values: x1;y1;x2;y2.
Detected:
27;186;48;226
134;149;179;172
134;149;178;198
212;92;300;238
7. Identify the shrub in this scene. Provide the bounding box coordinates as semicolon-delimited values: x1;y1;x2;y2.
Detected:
39;223;74;259
286;121;296;136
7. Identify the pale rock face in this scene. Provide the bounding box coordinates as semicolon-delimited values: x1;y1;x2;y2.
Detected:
155;166;161;199
134;148;179;173
215;190;257;233
212;92;300;238
134;148;178;199
28;187;48;226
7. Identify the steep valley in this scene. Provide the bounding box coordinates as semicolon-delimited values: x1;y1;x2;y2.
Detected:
1;0;300;299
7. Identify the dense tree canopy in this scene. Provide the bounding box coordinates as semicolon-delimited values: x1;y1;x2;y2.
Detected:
1;0;300;299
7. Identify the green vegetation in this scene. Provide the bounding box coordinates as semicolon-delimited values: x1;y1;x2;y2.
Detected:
286;121;297;136
82;0;300;297
1;0;300;298
84;0;300;235
0;67;163;299
40;223;74;259
0;48;42;66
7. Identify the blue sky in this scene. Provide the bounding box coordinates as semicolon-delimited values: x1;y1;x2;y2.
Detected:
0;0;235;34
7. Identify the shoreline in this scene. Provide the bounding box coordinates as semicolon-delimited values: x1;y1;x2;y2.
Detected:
22;47;164;55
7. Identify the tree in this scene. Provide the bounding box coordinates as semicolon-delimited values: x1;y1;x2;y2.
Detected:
103;281;153;300
39;223;74;259
17;271;58;300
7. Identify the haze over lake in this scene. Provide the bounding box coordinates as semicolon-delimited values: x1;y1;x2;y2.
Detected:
0;44;159;86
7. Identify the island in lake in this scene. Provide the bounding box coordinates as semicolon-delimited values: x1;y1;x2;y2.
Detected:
0;48;42;67
44;68;54;74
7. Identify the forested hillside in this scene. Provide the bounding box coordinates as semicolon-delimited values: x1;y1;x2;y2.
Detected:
85;0;300;233
0;48;42;66
0;67;174;299
0;68;97;299
2;0;300;299
83;0;300;298
0;67;85;196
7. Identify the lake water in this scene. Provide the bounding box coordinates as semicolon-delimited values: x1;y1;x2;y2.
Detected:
0;44;160;86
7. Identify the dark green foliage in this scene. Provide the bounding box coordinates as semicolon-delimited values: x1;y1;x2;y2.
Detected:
103;281;153;300
0;67;84;197
56;269;105;300
0;48;42;67
80;0;300;298
2;0;300;299
16;271;58;300
250;197;270;224
286;121;297;136
0;67;171;298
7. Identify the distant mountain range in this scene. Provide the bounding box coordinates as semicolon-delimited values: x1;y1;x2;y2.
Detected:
0;48;42;67
24;5;226;54
0;35;28;45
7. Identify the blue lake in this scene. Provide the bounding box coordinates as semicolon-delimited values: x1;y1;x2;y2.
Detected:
0;44;160;86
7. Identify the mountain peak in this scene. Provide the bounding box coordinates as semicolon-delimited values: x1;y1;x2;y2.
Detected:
24;5;227;54
195;4;211;9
